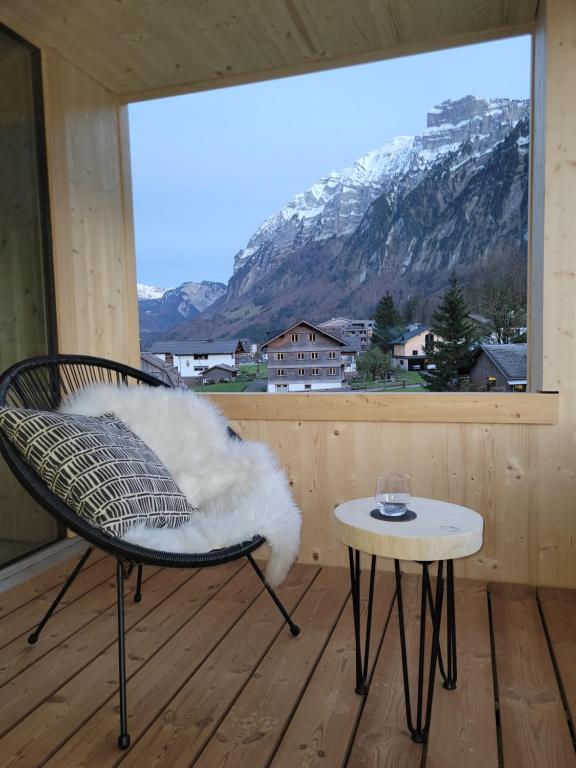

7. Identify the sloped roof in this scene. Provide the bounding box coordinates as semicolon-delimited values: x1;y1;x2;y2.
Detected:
478;343;528;381
149;339;245;355
261;320;347;349
390;325;430;345
203;364;238;373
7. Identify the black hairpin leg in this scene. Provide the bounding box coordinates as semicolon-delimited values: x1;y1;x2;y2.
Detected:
425;559;457;690
395;559;445;744
246;554;300;636
348;547;377;695
134;564;143;603
28;546;93;645
116;560;130;749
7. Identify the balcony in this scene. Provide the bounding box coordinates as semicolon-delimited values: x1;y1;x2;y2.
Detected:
1;0;575;765
1;553;575;767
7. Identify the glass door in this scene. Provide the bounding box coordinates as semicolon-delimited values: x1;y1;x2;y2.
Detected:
0;25;61;566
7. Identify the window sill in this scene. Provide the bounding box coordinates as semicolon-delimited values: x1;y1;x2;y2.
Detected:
204;391;559;424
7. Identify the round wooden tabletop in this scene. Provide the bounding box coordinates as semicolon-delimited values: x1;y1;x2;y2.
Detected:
334;496;483;562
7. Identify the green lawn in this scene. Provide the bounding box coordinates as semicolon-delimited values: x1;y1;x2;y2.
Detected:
192;381;247;393
239;363;268;378
396;370;427;386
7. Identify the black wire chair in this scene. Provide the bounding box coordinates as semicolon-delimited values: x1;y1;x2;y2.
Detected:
0;354;299;749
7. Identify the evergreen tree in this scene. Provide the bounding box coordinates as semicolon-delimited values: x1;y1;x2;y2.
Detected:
373;292;401;349
425;276;478;391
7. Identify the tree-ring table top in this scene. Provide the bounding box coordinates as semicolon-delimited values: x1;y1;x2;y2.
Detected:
334;497;483;562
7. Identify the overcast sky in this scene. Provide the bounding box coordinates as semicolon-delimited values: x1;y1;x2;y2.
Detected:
129;35;531;289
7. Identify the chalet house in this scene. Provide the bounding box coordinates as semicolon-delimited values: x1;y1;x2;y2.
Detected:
149;339;246;381
318;317;375;350
201;364;239;384
262;321;347;392
140;352;186;389
390;324;435;371
470;344;528;392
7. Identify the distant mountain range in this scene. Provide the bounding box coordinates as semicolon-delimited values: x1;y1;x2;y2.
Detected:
139;95;529;344
138;281;226;342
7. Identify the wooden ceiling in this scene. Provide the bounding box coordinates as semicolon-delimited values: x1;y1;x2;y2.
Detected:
0;0;538;102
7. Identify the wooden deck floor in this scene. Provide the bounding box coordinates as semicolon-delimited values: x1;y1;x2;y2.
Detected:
1;552;576;768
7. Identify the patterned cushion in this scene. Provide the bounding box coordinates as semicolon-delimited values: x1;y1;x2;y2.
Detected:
0;407;193;536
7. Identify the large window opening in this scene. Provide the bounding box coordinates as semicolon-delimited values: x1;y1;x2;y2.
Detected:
131;36;531;395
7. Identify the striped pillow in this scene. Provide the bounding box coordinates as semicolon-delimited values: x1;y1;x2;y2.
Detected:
0;407;193;536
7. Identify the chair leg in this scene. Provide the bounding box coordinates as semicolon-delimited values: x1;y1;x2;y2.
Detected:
28;546;93;645
246;554;300;636
116;560;130;749
134;564;143;603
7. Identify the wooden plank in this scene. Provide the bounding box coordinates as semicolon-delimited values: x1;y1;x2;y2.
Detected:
0;565;159;687
192;566;351;768
0;565;180;736
270;572;396;768
347;574;422;768
0;554;116;648
42;561;267;766
0;547;106;619
42;49;140;367
490;582;576;768
101;564;320;768
0;562;243;767
207;392;559;425
538;587;576;725
0;0;536;101
426;580;498;768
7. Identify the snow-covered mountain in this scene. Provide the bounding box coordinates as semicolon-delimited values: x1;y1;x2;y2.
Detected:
139;280;226;344
153;95;530;342
137;283;168;300
229;96;528;300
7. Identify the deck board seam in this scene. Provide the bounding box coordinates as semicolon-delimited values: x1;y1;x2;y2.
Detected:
343;582;398;768
125;566;322;768
0;565;204;740
487;586;505;768
536;593;576;752
36;562;252;767
0;559;122;652
263;570;352;768
0;549;109;623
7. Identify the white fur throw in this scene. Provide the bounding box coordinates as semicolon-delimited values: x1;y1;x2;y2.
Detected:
63;385;301;587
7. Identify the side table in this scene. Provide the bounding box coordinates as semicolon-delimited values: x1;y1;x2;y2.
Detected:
334;496;483;744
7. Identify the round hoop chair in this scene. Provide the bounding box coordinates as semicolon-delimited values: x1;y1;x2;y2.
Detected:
0;354;299;749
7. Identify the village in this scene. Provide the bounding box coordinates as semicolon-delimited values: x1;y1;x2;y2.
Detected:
146;313;527;395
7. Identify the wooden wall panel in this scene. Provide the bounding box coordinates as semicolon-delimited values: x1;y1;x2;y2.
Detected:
42;50;139;367
230;418;561;585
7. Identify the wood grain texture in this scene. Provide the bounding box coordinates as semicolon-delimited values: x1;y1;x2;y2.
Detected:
193;567;350;768
490;581;576;768
227;418;574;589
426;581;498;768
538;586;576;725
43;563;264;767
347;573;422;767
271;572;396;768
41;50;140;367
0;1;537;101
0;562;243;767
207;392;559;424
120;564;319;768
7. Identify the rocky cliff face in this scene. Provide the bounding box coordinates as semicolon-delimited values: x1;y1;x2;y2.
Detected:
139;280;226;344
164;95;530;342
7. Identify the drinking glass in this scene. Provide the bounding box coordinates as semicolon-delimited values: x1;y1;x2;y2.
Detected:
375;473;412;517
